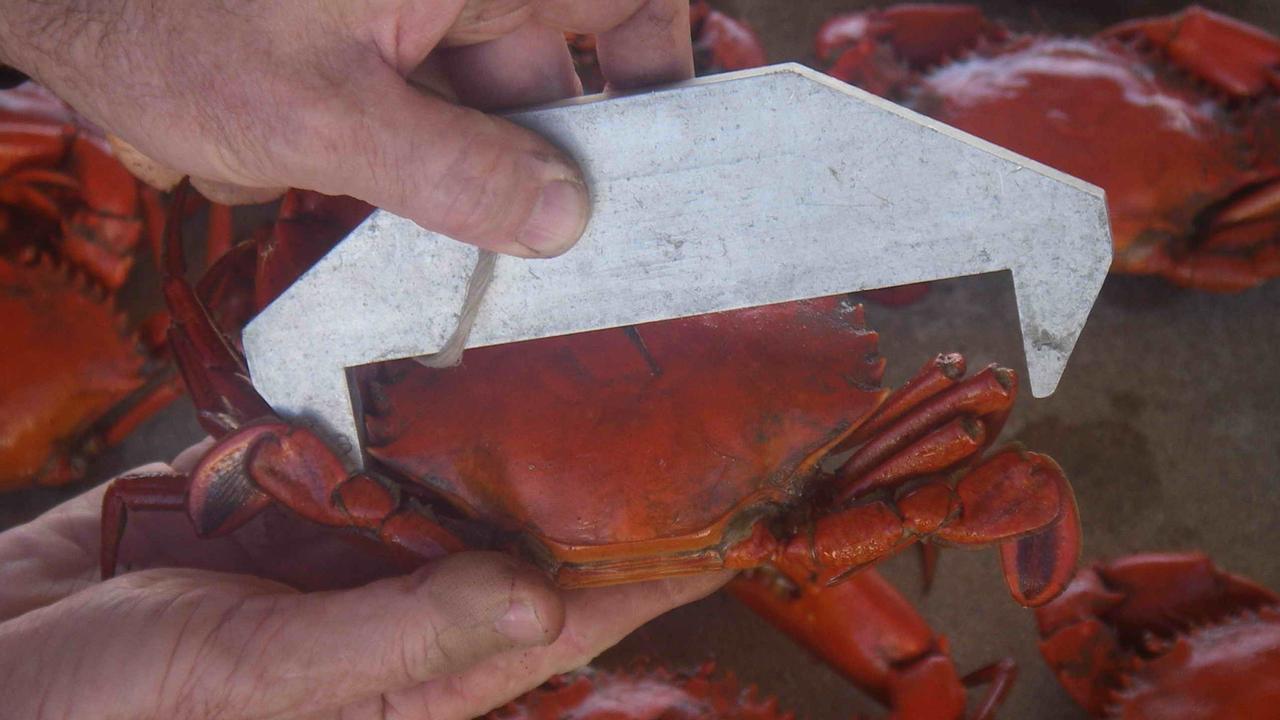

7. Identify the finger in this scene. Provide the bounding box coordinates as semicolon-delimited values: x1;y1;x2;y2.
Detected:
381;570;731;719
107;134;183;191
531;0;649;34
0;466;171;620
285;60;588;257
199;552;564;717
596;0;694;89
171;437;215;473
443;18;581;111
189;176;287;206
107;135;286;205
442;0;536;47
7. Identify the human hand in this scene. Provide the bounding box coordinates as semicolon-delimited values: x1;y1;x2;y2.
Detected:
0;0;694;256
0;462;728;719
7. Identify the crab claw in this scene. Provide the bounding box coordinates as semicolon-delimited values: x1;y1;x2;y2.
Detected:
817;4;1006;97
911;449;1081;607
996;454;1081;607
1035;552;1280;714
1103;6;1280;98
727;449;1079;608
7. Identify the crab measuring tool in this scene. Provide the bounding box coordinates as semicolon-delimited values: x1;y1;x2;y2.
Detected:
242;64;1112;470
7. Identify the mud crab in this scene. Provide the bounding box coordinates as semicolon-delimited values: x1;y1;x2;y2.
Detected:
732;567;1015;719
819;5;1280;292
1036;552;1280;717
0;82;184;490
102;184;1079;612
485;664;786;720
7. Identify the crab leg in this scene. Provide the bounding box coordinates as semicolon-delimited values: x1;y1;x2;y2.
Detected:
730;566;1016;720
100;183;461;577
960;660;1018;720
835;353;966;452
725;449;1079;606
824;357;1022;591
833;363;1016;495
738;352;1078;606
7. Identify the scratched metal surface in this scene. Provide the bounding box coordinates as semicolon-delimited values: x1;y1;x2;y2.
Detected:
3;2;1278;719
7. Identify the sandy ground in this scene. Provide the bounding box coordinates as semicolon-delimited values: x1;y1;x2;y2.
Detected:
3;2;1278;718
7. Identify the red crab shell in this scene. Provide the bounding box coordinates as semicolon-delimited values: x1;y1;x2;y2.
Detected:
486;664;789;720
819;5;1280;292
0;254;158;488
363;296;886;584
1035;552;1280;718
0;83;176;489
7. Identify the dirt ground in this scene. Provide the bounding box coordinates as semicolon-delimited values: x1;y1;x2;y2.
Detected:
3;2;1278;719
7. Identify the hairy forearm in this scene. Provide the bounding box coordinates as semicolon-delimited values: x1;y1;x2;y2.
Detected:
0;0;28;70
0;0;76;81
0;0;133;96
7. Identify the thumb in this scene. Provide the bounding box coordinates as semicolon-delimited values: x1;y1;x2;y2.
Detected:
293;65;590;258
213;552;565;716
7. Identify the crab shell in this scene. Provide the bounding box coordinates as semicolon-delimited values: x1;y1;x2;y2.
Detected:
363;296;887;586
819;5;1280;291
0;255;154;488
486;664;789;720
1035;552;1280;718
0;83;174;489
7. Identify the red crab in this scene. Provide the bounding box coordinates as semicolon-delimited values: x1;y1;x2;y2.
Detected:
568;1;766;93
818;5;1280;292
731;567;1015;719
1035;552;1280;718
102;185;1080;614
0;82;162;290
0;82;185;490
485;664;788;720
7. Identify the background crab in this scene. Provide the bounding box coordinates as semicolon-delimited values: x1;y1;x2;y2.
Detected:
816;4;1280;292
1035;552;1280;717
0;83;184;491
485;664;790;720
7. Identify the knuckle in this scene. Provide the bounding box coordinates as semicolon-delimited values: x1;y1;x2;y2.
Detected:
449;0;535;44
633;0;683;29
547;622;598;674
431;124;532;239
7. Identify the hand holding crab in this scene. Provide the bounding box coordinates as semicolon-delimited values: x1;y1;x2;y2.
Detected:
0;456;728;719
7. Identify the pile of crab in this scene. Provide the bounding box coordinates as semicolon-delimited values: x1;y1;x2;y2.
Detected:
6;3;1280;718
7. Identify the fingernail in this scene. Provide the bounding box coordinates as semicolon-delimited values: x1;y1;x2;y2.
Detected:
516;179;589;257
494;599;550;645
